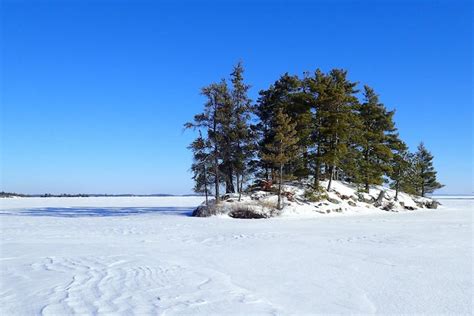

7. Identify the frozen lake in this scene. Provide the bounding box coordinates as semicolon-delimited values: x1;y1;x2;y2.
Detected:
0;196;472;315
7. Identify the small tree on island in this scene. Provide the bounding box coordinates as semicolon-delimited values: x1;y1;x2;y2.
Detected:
188;130;212;207
413;142;444;197
389;141;412;200
262;108;299;209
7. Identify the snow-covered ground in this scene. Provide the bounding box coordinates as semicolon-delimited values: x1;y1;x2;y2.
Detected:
1;196;472;315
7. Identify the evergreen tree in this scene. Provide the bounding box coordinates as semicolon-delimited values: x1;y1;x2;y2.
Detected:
413;142;444;196
185;80;231;204
389;141;412;200
255;74;300;181
262;108;299;209
357;85;398;192
255;74;311;182
188;131;211;206
229;62;255;199
315;69;359;191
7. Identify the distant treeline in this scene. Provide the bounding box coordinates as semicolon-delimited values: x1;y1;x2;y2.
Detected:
0;192;200;198
186;63;443;208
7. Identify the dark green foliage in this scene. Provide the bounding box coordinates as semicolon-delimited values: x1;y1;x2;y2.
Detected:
389;141;413;199
188;131;212;206
413;142;444;196
185;80;232;203
229;62;256;199
262;108;299;209
356;85;398;191
255;73;310;181
309;69;359;190
303;185;328;202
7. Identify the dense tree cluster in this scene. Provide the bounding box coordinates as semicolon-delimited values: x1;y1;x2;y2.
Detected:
186;64;443;208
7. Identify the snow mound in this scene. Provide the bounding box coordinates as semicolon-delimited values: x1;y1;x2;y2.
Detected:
193;180;439;218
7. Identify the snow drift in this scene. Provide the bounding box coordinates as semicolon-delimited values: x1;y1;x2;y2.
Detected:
193;180;439;218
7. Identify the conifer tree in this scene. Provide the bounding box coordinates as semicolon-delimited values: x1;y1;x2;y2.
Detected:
255;74;300;181
389;141;411;200
185;80;231;204
413;142;444;196
315;69;359;191
255;74;311;181
229;62;255;199
188;131;211;206
357;85;398;192
262;108;299;209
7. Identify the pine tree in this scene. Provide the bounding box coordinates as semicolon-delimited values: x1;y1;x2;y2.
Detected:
315;69;359;191
188;131;211;206
255;74;312;182
262;108;299;209
229;62;255;200
357;85;398;192
255;74;300;181
413;142;444;196
185;80;231;204
389;141;412;200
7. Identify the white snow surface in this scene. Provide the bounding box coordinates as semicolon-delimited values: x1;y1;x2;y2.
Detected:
1;196;472;315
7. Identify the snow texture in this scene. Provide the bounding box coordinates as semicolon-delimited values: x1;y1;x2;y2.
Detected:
0;196;472;315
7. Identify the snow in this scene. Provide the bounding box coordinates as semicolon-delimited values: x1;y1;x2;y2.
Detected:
1;196;472;315
204;180;437;219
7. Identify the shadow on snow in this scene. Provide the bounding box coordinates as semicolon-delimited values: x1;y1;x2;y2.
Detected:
0;207;195;217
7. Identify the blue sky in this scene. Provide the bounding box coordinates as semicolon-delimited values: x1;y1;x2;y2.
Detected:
1;0;472;195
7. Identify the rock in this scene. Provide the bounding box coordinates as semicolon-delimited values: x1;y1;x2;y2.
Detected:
348;201;357;207
382;202;396;211
192;205;221;217
374;190;386;207
283;191;295;202
415;201;424;208
426;200;440;209
357;193;374;204
404;206;416;211
229;208;268;219
327;197;341;204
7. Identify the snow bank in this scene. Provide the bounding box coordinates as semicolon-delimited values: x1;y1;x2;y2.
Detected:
194;180;439;218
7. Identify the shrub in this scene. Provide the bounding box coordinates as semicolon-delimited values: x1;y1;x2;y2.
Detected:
304;186;328;202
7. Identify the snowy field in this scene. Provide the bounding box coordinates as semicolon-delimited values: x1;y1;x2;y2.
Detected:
1;196;472;315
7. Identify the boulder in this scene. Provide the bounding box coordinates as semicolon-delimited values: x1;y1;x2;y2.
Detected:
229;208;268;219
327;197;341;204
192;205;221;217
426;200;440;209
374;190;386;207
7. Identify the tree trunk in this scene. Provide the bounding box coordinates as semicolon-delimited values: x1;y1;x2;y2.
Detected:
327;165;334;191
394;180;399;201
203;164;209;207
314;160;320;188
364;148;370;193
238;175;244;202
278;163;283;210
313;146;321;188
225;166;235;193
236;174;240;194
214;155;220;204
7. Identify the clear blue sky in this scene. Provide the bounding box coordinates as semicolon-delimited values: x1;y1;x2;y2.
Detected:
1;0;472;195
